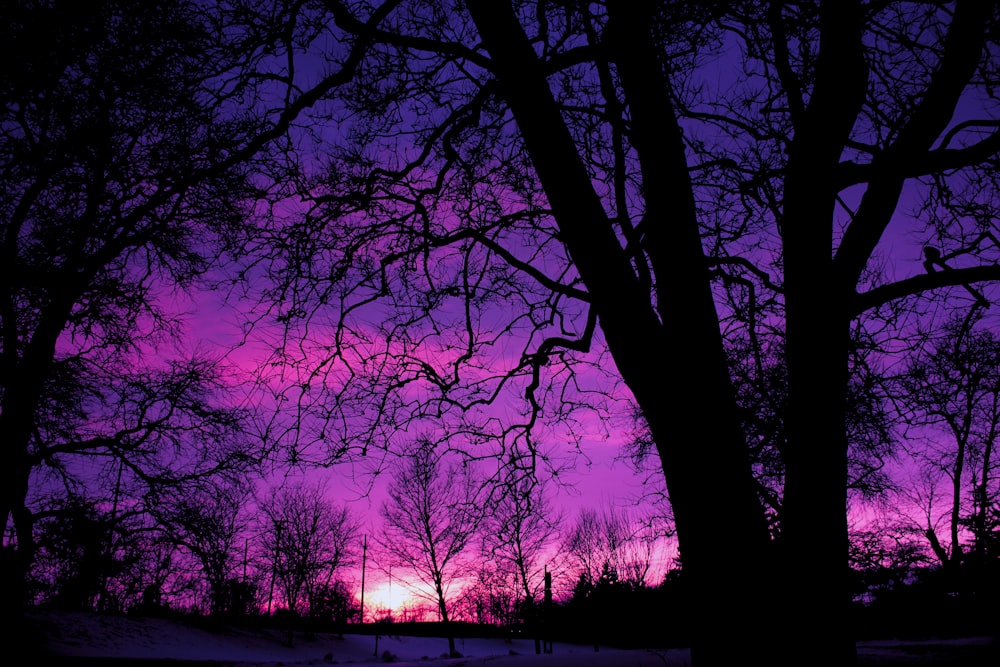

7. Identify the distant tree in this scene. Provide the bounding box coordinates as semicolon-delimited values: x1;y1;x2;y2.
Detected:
481;476;561;609
848;523;932;607
309;578;359;625
563;552;664;651
259;482;358;620
378;441;481;657
29;497;113;610
479;476;562;653
154;480;253;617
452;561;520;628
28;490;163;613
891;310;1000;588
227;574;266;617
563;504;660;592
558;502;669;650
117;525;176;614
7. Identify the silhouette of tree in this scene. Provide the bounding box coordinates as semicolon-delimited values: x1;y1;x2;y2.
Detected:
0;0;283;607
29;497;114;610
258;481;358;619
378;441;481;657
473;477;561;648
309;578;359;625
891;310;1000;590
481;476;561;607
848;523;932;608
563;504;660;594
200;2;1000;663
28;492;159;612
154;480;253;617
453;561;521;628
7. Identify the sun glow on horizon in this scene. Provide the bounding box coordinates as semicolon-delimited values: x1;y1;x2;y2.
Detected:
364;581;414;616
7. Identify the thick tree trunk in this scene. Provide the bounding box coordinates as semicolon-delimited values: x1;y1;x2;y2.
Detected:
605;6;780;660
774;2;869;663
782;289;856;665
779;149;860;667
467;3;774;664
1;287;74;609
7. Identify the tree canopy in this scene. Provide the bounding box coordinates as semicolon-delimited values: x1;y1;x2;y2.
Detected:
240;2;1000;665
5;3;1000;666
0;0;274;604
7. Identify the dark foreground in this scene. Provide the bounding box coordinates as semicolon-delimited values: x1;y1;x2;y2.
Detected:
19;610;998;667
30;640;998;667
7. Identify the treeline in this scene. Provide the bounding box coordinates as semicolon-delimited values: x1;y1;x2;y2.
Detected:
20;443;672;627
27;480;357;622
19;451;999;648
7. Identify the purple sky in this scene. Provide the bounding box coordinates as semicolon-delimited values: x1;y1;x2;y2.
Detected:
177;281;677;609
133;9;1000;615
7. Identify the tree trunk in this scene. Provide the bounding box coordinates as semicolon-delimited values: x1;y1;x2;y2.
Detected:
782;295;856;665
779;148;860;667
973;423;995;563
467;3;775;664
773;2;869;662
1;282;76;607
951;434;968;576
434;578;455;656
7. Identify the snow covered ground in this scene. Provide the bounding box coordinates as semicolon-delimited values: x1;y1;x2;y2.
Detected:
28;610;997;666
32;611;690;666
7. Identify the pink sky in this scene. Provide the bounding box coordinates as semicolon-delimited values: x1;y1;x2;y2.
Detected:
148;26;1000;619
175;279;677;604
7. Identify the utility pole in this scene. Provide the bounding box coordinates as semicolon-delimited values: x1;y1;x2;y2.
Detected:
359;535;367;625
544;566;553;654
267;520;283;616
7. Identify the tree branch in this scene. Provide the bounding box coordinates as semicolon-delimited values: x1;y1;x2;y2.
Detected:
852;264;1000;316
835;0;993;287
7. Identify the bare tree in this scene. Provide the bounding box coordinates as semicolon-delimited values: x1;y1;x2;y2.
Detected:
564;504;661;593
848;520;932;607
891;310;1000;586
28;491;169;613
378;441;480;657
481;476;561;606
479;476;561;650
258;481;358;620
154;480;253;616
453;559;523;628
29;496;116;610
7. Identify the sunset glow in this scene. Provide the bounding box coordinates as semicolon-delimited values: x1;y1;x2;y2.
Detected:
364;581;415;617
